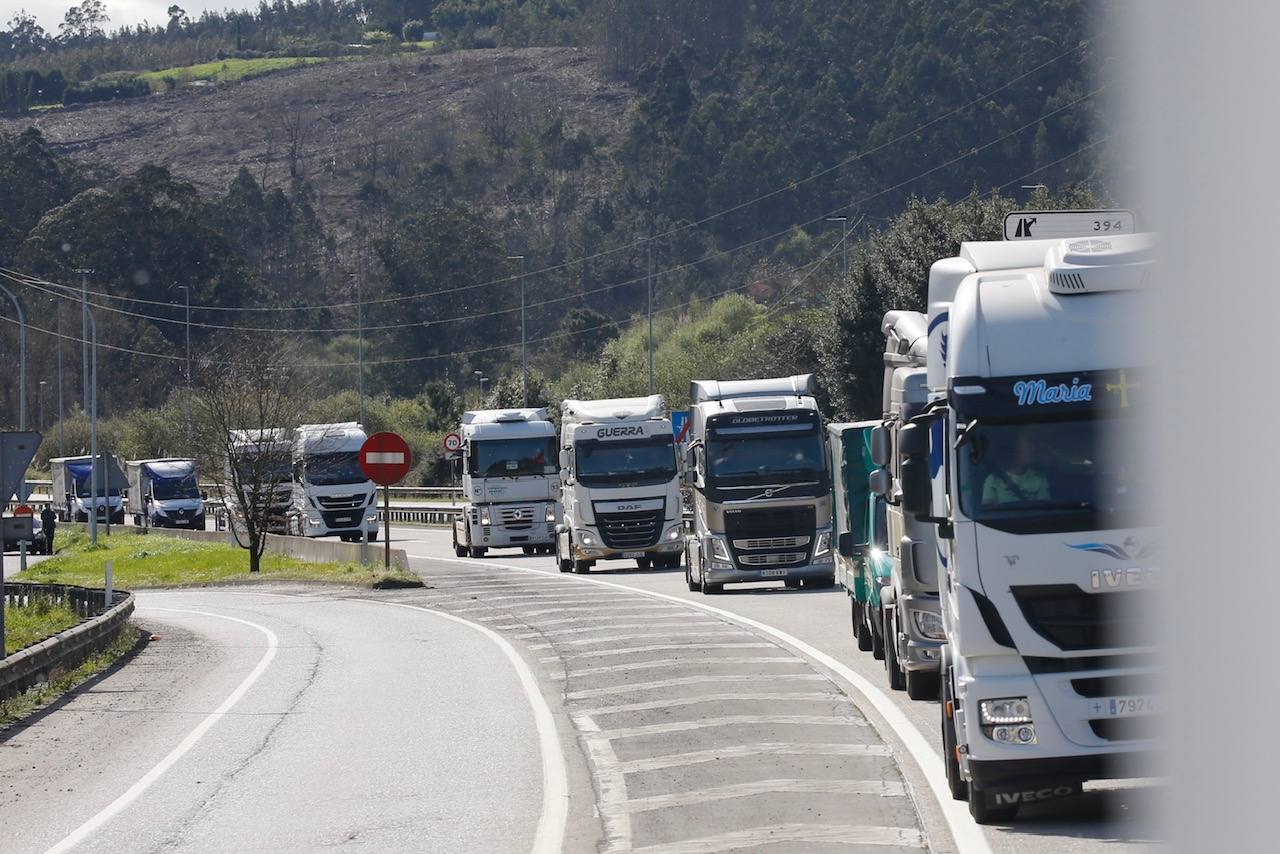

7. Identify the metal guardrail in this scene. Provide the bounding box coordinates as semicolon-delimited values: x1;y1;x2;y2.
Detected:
1;583;135;700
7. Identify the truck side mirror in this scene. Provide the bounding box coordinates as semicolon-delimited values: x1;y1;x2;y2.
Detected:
558;448;570;470
837;531;855;558
900;457;933;519
898;422;927;458
869;426;891;467
201;490;210;500
868;468;892;497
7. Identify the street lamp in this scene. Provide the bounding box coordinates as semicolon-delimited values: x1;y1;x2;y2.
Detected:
38;381;47;432
474;370;489;403
350;271;365;426
825;215;849;279
0;282;28;431
506;255;526;407
177;285;191;447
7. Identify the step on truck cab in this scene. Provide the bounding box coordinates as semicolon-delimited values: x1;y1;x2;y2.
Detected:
49;454;127;524
897;227;1156;822
227;428;294;535
453;408;558;558
288;423;379;541
555;395;683;573
829;421;892;660
683;374;834;593
867;310;945;700
127;458;206;529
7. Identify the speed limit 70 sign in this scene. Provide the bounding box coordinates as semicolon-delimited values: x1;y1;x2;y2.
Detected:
443;432;462;454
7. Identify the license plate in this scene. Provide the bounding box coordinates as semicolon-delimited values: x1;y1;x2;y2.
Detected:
1096;696;1157;717
761;569;789;578
334;516;353;524
622;551;646;559
174;519;189;525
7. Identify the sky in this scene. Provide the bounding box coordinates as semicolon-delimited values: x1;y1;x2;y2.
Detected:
16;1;247;32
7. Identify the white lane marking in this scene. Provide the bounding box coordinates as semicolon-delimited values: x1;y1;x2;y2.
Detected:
567;656;805;677
631;823;924;854
599;714;868;740
413;552;993;854
618;742;891;773
573;714;632;853
354;600;567;854
556;630;753;646
576;692;847;716
537;621;726;636
626;778;909;812
43;608;279;854
558;642;774;659
565;674;828;701
520;604;683;617
526;614;692;628
469;593;623;603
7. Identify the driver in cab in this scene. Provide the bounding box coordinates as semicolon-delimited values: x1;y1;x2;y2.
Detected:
982;433;1050;505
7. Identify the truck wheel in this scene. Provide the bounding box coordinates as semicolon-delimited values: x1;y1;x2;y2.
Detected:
853;600;873;652
453;531;467;558
686;563;700;591
702;581;724;594
556;538;572;572
870;609;885;661
968;786;1018;824
906;670;940;701
470;546;487;558
636;557;652;570
942;666;969;801
572;558;592;574
884;610;906;691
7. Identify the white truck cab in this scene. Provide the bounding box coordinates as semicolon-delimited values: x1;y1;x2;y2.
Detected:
896;227;1156;822
127;458;206;529
288;422;379;541
554;396;683;573
453;409;558;557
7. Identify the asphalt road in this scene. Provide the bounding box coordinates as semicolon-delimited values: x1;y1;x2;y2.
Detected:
390;524;1164;854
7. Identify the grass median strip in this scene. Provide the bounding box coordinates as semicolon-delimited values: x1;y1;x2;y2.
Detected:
19;530;421;589
4;599;82;656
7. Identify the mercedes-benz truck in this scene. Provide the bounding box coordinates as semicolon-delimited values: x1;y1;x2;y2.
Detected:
896;227;1155;822
554;395;682;573
683;374;833;593
288;422;379;541
127;458;206;529
50;454;126;524
227;428;294;535
452;409;558;558
867;310;945;700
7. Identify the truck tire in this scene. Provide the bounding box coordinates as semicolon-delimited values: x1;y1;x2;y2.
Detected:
470;546;487;558
906;670;940;701
702;582;724;594
870;609;885;661
968;785;1018;824
884;610;906;691
572;558;592;574
853;600;873;652
942;665;969;801
453;530;467;557
556;537;572;572
636;557;652;570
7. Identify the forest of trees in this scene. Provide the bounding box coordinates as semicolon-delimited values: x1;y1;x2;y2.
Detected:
0;1;1110;481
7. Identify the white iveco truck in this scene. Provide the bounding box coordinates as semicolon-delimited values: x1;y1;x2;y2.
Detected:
554;396;683;573
868;310;945;699
288;422;379;541
683;375;834;593
227;428;294;535
452;409;558;557
896;224;1155;822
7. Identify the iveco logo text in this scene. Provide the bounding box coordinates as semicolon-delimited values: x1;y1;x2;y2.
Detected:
1090;567;1158;590
596;426;645;438
994;786;1076;805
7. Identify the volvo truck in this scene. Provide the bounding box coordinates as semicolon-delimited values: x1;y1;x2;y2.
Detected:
288;423;378;541
683;374;833;593
226;428;294;535
554;396;682;573
452;409;558;557
127;458;206;529
50;455;127;524
896;227;1155;822
867;310;945;700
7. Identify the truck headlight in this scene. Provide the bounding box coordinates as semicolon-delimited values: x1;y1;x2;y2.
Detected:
545;506;557;523
911;609;946;640
709;536;732;567
576;529;597;548
481;512;492;526
813;530;832;558
664;525;682;542
980;697;1037;744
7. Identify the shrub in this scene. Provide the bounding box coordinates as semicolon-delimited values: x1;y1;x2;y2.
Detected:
402;20;426;41
63;77;151;106
361;29;394;44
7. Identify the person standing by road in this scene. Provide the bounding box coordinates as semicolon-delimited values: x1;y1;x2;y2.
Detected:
40;503;56;555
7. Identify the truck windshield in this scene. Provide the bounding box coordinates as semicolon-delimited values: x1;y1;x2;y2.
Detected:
575;435;676;485
706;428;827;488
957;416;1139;531
74;480;122;498
306;452;368;485
153;474;199;500
470;437;557;477
235;458;292;484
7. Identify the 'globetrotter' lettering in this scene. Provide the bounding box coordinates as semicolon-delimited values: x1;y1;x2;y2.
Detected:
1013;377;1092;407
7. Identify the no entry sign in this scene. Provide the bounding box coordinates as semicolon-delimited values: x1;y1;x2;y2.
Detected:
359;432;413;486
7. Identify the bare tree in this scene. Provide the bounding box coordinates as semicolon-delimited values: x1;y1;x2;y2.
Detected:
192;338;306;573
479;72;520;155
281;108;311;183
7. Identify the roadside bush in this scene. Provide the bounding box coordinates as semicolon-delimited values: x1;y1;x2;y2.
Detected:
361;29;395;44
402;20;427;41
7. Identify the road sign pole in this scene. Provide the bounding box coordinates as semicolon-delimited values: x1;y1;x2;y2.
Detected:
383;484;390;570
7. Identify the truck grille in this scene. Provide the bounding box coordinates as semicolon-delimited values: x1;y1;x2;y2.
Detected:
597;510;663;549
318;494;367;510
499;505;536;530
1011;585;1150;651
723;505;816;570
320;510;363;529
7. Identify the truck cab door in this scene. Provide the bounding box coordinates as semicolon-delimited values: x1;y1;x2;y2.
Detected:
839;422;879;604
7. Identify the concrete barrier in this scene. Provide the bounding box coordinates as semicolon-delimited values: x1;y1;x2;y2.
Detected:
149;526;412;573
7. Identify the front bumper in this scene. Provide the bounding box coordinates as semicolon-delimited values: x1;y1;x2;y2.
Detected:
477;523;556;547
575;539;684;561
968;751;1158;792
704;559;834;585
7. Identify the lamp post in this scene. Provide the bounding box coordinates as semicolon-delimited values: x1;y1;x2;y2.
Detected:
825;215;849;279
351;271;365;426
38;381;47;432
177;285;191;447
506;255;526;407
44;280;99;543
56;307;65;456
474;370;489;404
73;269;90;414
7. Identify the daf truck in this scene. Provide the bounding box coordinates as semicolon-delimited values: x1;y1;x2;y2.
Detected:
226;428;294;535
866;310;945;700
50;454;127;524
683;374;834;593
452;409;558;557
127;458;206;529
554;396;682;573
288;423;379;541
895;227;1155;822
